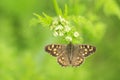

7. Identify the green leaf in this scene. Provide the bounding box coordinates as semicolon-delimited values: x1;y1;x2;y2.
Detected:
33;13;52;27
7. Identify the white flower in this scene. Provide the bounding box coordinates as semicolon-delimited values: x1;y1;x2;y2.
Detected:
59;32;64;36
74;32;79;37
59;16;65;22
53;31;58;37
59;16;68;24
65;36;72;41
64;25;71;32
50;25;55;30
52;20;58;25
55;25;63;30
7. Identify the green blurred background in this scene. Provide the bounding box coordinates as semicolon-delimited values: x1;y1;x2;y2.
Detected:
0;0;120;80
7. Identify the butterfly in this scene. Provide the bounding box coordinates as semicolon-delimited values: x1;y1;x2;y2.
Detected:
45;42;96;67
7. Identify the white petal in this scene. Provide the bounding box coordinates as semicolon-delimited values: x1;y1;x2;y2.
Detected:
74;32;79;37
65;36;72;41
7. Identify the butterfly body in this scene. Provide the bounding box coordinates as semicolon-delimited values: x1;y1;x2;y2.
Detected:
45;42;96;67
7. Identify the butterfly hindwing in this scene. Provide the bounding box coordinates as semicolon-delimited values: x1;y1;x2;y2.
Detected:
57;49;70;67
79;45;96;57
71;45;84;66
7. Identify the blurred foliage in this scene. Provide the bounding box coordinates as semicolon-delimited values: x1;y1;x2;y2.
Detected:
0;0;120;80
33;0;105;44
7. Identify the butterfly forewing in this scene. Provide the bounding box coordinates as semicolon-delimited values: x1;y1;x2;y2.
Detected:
79;45;96;57
45;44;70;66
45;44;64;57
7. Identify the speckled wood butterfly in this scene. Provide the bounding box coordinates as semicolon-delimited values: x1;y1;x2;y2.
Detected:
45;42;96;67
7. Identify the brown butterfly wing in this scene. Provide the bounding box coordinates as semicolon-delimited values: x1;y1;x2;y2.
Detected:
71;45;84;66
45;44;96;67
79;45;96;57
71;45;96;66
57;49;70;67
45;44;63;57
45;44;70;66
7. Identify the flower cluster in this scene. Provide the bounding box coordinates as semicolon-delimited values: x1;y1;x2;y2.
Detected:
50;16;80;42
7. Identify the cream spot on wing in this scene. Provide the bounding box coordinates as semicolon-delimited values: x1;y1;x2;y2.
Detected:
87;45;90;48
58;58;64;64
80;59;83;63
84;52;88;54
53;48;57;51
56;45;58;48
84;49;87;51
51;45;54;48
56;53;59;56
89;47;93;51
80;46;82;49
61;57;64;60
77;58;82;63
53;51;56;54
82;53;85;56
58;46;61;49
83;45;85;48
58;58;62;62
74;58;83;66
48;46;52;50
77;57;80;60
